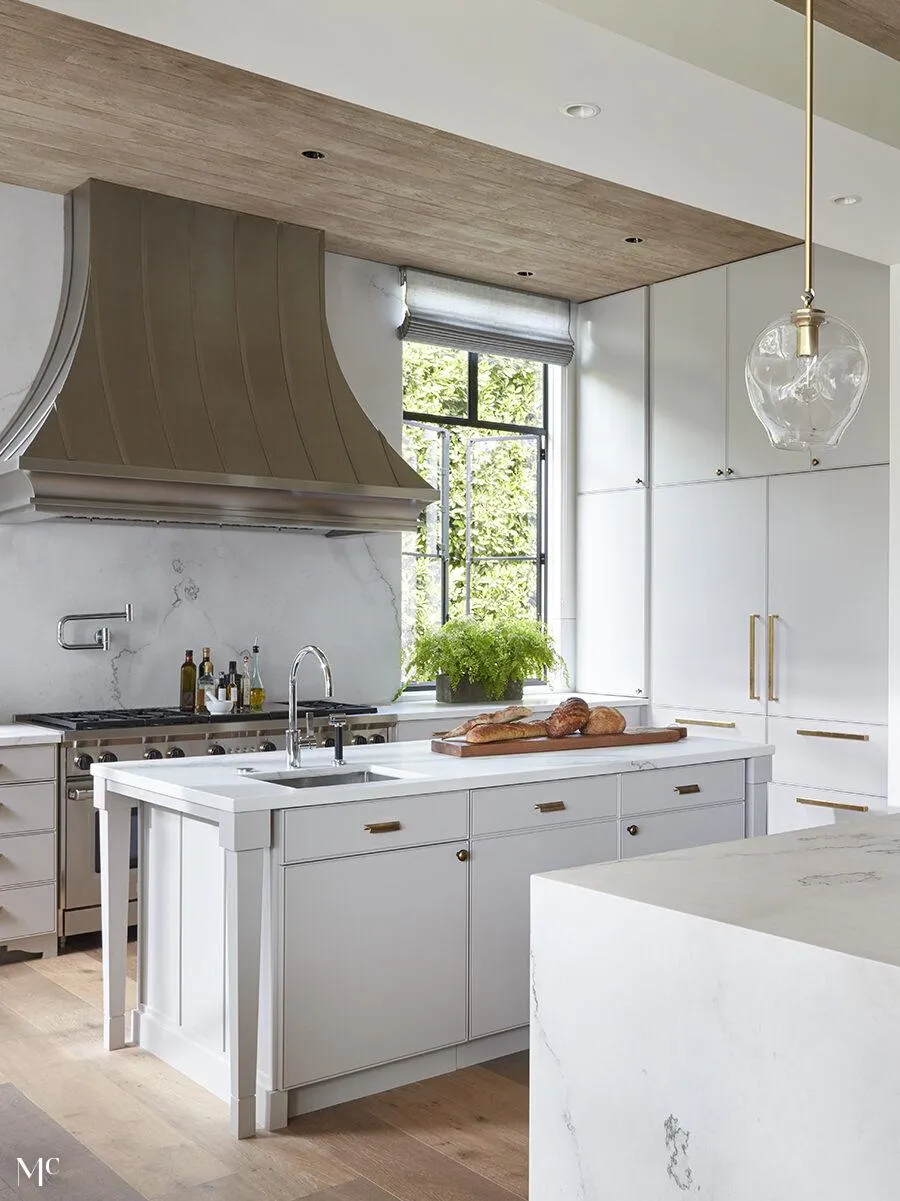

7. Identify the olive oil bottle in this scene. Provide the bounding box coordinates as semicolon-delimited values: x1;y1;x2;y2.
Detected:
248;644;266;711
179;650;197;713
197;647;215;713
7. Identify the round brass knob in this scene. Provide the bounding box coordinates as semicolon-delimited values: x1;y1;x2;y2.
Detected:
725;467;734;476
811;458;820;467
456;849;470;862
715;468;724;476
626;824;639;836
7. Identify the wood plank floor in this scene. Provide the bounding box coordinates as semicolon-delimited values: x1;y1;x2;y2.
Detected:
0;945;529;1200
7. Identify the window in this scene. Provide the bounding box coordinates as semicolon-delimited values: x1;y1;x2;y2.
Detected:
401;342;548;677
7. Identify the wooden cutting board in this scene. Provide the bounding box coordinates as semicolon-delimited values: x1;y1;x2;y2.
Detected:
431;725;688;757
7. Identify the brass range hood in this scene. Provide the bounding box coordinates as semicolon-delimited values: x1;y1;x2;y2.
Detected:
0;180;437;532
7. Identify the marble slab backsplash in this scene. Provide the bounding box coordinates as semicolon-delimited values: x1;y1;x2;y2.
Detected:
0;523;400;719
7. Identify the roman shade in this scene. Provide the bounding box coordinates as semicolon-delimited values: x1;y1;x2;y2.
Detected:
399;268;574;365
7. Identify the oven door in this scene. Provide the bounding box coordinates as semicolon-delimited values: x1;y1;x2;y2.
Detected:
64;779;138;914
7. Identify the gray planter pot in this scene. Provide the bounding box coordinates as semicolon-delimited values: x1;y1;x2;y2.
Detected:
435;674;524;705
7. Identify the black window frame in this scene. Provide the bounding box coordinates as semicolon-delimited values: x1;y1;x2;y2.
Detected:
402;349;549;688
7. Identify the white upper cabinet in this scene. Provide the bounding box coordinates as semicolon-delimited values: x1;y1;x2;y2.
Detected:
576;288;648;492
726;246;809;479
768;465;888;724
805;246;889;471
576;488;646;697
651;267;726;486
651;478;767;714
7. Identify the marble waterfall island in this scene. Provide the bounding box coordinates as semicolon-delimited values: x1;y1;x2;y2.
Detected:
530;816;900;1201
91;735;771;1137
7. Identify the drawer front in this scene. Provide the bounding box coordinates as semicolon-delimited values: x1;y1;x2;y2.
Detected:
0;832;54;888
621;802;745;858
622;760;744;816
768;716;886;797
472;775;617;836
0;883;55;940
651;706;767;745
767;782;883;835
282;790;468;863
0;744;55;785
0;782;55;835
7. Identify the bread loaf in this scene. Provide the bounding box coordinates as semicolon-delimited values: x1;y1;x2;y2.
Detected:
465;720;548;744
545;696;590;738
582;706;627;736
445;706;532;739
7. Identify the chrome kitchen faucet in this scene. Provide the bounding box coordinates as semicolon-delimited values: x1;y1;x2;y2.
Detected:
286;645;334;768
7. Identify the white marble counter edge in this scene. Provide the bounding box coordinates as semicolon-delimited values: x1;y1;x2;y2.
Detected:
0;724;63;745
92;737;773;816
379;691;645;721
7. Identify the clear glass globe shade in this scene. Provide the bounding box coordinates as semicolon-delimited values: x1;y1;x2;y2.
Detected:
745;310;868;450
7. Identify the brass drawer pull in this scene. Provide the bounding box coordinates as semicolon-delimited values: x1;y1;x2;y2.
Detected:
796;729;869;742
535;801;566;814
456;848;469;862
626;824;639;836
767;614;779;702
673;783;701;795
749;613;760;701
796;796;869;814
675;718;736;729
364;820;401;834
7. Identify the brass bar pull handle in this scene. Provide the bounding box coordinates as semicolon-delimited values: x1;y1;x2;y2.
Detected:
749;614;760;700
796;796;869;814
535;801;566;814
675;718;736;729
674;783;701;795
767;614;779;702
796;729;869;742
364;820;401;834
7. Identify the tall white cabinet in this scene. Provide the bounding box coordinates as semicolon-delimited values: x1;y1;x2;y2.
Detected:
577;242;890;834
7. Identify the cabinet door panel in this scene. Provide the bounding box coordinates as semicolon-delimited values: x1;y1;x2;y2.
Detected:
621;802;745;858
727;247;810;479
470;820;617;1038
768;466;888;723
576;489;646;696
283;843;468;1086
577;289;647;491
651;267;726;485
651;479;767;713
767;782;884;835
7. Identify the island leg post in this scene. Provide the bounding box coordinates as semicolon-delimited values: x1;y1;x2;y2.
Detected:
95;781;133;1051
221;811;270;1139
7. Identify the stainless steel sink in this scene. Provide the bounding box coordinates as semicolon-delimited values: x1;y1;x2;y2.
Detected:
243;768;408;790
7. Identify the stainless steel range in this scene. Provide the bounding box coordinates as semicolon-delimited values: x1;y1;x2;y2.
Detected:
16;703;396;943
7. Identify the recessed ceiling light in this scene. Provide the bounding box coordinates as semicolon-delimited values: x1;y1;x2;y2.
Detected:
560;102;601;119
623;235;644;245
831;194;861;206
301;149;326;160
516;270;535;278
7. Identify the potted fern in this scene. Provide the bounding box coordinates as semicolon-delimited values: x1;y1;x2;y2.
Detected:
404;617;565;703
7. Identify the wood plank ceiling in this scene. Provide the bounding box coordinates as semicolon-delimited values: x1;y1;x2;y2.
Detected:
774;0;900;64
0;0;796;301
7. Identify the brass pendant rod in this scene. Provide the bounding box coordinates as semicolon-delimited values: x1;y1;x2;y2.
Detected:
802;0;814;308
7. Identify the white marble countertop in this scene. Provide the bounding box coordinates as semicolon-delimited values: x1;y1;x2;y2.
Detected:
92;735;771;816
378;689;645;722
541;814;900;969
0;723;62;746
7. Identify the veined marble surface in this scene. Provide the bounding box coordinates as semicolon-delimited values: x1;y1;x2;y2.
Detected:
92;735;771;815
530;816;900;1201
0;723;62;745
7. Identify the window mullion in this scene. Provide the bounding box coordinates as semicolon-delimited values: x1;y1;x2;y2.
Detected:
468;351;478;424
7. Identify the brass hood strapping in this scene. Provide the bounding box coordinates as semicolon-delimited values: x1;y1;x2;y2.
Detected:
0;180;437;531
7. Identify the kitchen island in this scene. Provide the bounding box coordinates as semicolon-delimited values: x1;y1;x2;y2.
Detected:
92;735;772;1137
530;815;900;1201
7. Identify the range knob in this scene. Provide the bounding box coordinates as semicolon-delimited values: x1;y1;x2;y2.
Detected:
207;743;226;756
166;747;185;759
353;735;368;746
143;748;163;760
324;737;335;747
371;734;386;744
258;740;277;753
74;752;94;771
97;751;118;764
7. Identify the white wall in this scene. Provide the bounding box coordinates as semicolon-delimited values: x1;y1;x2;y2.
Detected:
0;184;404;719
889;265;900;798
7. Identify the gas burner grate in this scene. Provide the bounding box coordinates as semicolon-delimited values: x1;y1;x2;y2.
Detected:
16;700;376;731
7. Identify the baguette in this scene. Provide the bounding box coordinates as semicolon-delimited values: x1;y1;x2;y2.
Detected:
465;720;548;744
445;705;533;739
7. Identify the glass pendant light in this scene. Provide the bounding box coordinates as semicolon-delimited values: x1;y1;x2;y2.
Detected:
745;0;868;450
